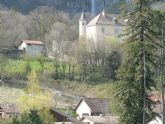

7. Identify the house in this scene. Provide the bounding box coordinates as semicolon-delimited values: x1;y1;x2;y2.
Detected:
81;116;118;124
0;104;20;118
79;11;126;44
74;98;109;119
50;108;82;124
18;40;45;57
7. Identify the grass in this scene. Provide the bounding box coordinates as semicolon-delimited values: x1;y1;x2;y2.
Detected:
0;85;24;104
2;58;114;107
5;59;80;77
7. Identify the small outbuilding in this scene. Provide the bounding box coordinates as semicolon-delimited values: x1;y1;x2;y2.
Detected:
18;40;45;57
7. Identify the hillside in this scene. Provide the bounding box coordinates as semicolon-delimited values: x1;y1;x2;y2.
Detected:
0;0;129;14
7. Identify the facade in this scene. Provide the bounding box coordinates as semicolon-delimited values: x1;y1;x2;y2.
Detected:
74;98;109;119
79;11;126;44
18;40;45;57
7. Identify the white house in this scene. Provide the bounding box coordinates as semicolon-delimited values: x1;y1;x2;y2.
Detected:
18;40;45;57
74;98;109;119
79;11;126;44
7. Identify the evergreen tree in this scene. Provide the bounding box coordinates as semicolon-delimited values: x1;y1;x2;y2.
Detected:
18;69;54;112
114;0;160;123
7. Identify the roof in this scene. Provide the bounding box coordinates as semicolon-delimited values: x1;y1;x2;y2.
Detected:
75;98;109;114
148;117;162;124
81;116;119;124
79;12;86;21
86;11;126;27
50;108;82;124
21;40;44;45
0;105;20;114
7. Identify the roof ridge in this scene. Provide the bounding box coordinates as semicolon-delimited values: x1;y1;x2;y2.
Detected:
95;13;103;25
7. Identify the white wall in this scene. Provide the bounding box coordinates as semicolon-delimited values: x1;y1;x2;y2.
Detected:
81;118;94;124
76;100;91;118
86;24;125;43
18;42;27;50
86;26;97;43
79;20;87;38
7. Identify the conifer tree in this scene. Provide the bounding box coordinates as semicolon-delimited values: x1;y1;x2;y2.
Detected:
18;69;54;112
114;0;160;123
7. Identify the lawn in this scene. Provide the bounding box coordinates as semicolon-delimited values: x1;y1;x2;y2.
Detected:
5;59;80;77
0;85;24;104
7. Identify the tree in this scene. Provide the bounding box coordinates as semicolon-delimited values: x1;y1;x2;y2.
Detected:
18;69;54;112
10;108;54;124
0;53;7;83
114;0;160;123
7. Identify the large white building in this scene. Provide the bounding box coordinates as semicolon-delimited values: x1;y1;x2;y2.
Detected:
79;11;126;43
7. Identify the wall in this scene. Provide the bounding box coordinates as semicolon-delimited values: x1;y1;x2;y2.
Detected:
86;26;97;43
86;24;125;43
26;44;45;57
18;42;27;50
76;100;91;118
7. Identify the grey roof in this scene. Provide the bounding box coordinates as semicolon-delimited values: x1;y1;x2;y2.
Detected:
75;98;109;114
81;116;119;124
50;108;82;124
0;105;20;114
86;11;126;27
79;12;86;21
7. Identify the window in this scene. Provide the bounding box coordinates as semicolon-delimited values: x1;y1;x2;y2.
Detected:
102;27;105;33
82;113;89;116
114;28;121;35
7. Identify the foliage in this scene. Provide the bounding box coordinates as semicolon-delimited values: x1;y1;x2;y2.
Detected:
10;108;54;124
114;0;160;123
18;69;54;112
0;53;8;82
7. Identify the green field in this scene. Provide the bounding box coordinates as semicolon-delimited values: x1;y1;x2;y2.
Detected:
5;59;80;77
1;59;115;106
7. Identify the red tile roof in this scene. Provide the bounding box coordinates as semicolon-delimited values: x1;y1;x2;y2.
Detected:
22;40;44;45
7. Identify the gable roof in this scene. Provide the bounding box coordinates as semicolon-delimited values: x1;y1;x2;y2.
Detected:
50;108;82;124
21;40;44;45
75;98;109;114
86;11;126;27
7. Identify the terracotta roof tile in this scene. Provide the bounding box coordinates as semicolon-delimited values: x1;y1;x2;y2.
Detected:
22;40;44;45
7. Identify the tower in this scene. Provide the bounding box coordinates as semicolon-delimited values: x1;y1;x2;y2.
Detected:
79;12;87;38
